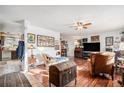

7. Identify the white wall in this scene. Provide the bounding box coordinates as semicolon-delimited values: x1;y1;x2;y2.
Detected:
24;21;60;67
0;21;23;33
61;35;80;57
62;30;122;57
83;31;121;51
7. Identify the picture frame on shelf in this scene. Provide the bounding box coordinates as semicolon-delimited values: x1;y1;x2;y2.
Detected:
27;33;35;43
106;36;113;46
61;40;68;49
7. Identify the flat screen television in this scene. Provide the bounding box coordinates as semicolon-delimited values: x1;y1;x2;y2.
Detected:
83;43;100;51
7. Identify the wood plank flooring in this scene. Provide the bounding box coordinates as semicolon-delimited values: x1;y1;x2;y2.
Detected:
0;60;31;87
0;60;21;76
28;58;122;87
0;58;122;87
0;72;32;87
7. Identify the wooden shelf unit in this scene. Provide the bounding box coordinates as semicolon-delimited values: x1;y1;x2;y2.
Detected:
61;49;67;57
61;40;68;57
74;48;83;58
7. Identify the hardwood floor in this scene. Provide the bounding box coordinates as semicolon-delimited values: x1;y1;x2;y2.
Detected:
0;60;32;87
0;60;21;76
0;72;32;87
0;58;122;87
27;58;122;87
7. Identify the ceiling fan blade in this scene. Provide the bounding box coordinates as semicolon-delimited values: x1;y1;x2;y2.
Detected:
83;23;92;26
83;26;88;29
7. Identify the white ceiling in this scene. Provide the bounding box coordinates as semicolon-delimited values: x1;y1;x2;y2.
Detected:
0;5;124;36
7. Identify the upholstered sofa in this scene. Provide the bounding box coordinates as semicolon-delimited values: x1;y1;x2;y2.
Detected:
89;52;115;80
41;53;69;67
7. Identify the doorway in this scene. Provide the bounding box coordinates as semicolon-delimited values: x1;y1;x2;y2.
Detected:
0;25;24;76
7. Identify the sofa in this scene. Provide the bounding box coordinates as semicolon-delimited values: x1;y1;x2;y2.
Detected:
89;52;115;80
41;53;69;67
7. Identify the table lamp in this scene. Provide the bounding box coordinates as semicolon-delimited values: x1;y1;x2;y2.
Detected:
28;44;35;57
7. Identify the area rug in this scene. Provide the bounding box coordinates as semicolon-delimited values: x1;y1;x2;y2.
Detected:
0;72;32;87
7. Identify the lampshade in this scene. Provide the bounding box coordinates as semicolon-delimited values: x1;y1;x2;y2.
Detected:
28;44;35;49
119;42;124;50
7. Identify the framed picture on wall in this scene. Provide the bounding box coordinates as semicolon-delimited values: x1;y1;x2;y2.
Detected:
37;35;55;47
121;36;124;42
106;36;113;46
82;38;88;43
114;37;120;43
54;40;60;50
91;35;100;42
27;33;35;43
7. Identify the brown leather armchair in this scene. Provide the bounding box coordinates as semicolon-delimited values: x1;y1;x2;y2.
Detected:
89;52;115;80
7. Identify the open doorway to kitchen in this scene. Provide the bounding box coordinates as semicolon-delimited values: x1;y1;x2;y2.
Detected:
0;21;24;76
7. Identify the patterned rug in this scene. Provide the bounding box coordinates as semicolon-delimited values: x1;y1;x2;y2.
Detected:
0;72;32;87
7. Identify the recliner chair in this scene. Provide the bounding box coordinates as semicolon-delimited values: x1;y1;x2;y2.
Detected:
89;52;115;80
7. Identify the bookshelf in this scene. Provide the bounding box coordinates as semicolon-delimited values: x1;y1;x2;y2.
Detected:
61;40;68;57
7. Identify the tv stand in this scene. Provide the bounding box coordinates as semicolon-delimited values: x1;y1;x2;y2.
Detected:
83;51;91;59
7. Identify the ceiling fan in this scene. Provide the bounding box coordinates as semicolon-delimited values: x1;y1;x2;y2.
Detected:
71;21;92;31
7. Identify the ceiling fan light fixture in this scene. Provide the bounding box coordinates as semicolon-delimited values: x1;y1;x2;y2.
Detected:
70;20;92;31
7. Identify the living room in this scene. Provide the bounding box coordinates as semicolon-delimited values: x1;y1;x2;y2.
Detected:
0;5;124;88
